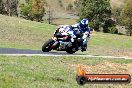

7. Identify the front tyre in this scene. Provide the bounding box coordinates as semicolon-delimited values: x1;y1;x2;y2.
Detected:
42;39;55;52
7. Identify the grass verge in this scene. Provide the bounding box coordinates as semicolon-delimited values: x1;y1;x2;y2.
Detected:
0;56;132;88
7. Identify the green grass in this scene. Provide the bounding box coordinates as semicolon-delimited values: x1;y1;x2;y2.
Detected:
83;32;132;56
90;32;132;48
0;14;55;50
0;14;132;56
0;56;132;88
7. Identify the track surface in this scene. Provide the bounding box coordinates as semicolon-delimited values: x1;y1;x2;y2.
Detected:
0;48;68;55
0;48;131;59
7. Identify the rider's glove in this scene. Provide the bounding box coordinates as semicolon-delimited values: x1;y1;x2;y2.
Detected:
71;38;74;42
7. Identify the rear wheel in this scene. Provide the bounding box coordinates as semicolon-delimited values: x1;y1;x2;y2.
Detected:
66;47;76;54
42;39;55;52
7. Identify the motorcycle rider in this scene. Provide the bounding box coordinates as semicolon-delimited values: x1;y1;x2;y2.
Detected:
72;18;90;51
53;19;90;51
54;25;78;50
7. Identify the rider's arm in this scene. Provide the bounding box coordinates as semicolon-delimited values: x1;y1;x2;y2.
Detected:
82;27;90;39
71;23;79;30
71;24;78;28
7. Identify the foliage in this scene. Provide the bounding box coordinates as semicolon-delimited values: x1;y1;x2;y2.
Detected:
88;22;94;30
0;0;3;14
20;0;45;22
103;19;117;33
79;0;111;31
30;0;45;21
20;3;31;19
108;26;118;34
25;0;30;3
120;0;132;36
111;6;122;23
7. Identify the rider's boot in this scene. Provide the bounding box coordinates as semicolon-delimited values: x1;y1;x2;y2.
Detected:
81;47;86;52
81;44;87;52
72;42;78;51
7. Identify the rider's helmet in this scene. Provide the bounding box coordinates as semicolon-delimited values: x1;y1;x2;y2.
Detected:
80;18;88;29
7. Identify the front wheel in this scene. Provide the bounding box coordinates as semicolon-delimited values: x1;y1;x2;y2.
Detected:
42;39;55;52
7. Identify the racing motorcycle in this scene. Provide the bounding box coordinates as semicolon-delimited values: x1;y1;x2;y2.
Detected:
42;32;85;54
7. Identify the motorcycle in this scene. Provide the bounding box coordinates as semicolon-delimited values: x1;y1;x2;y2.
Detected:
42;34;85;54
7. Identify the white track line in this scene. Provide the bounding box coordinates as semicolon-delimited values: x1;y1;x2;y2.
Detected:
0;54;131;59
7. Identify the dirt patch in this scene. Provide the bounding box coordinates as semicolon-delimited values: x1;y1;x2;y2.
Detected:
69;62;132;75
110;0;125;8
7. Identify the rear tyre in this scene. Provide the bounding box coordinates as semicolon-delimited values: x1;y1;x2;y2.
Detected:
42;39;55;52
66;47;76;54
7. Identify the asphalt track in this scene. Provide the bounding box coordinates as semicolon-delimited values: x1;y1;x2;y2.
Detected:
0;48;131;59
0;48;67;55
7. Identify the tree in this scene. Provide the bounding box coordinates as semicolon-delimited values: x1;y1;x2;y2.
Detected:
111;6;122;23
0;0;18;16
20;0;45;22
20;3;31;19
120;0;132;36
11;0;18;16
6;0;11;16
79;0;111;31
30;0;45;21
0;0;4;14
103;19;117;33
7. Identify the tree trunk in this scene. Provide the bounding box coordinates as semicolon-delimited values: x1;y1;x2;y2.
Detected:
6;0;11;16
